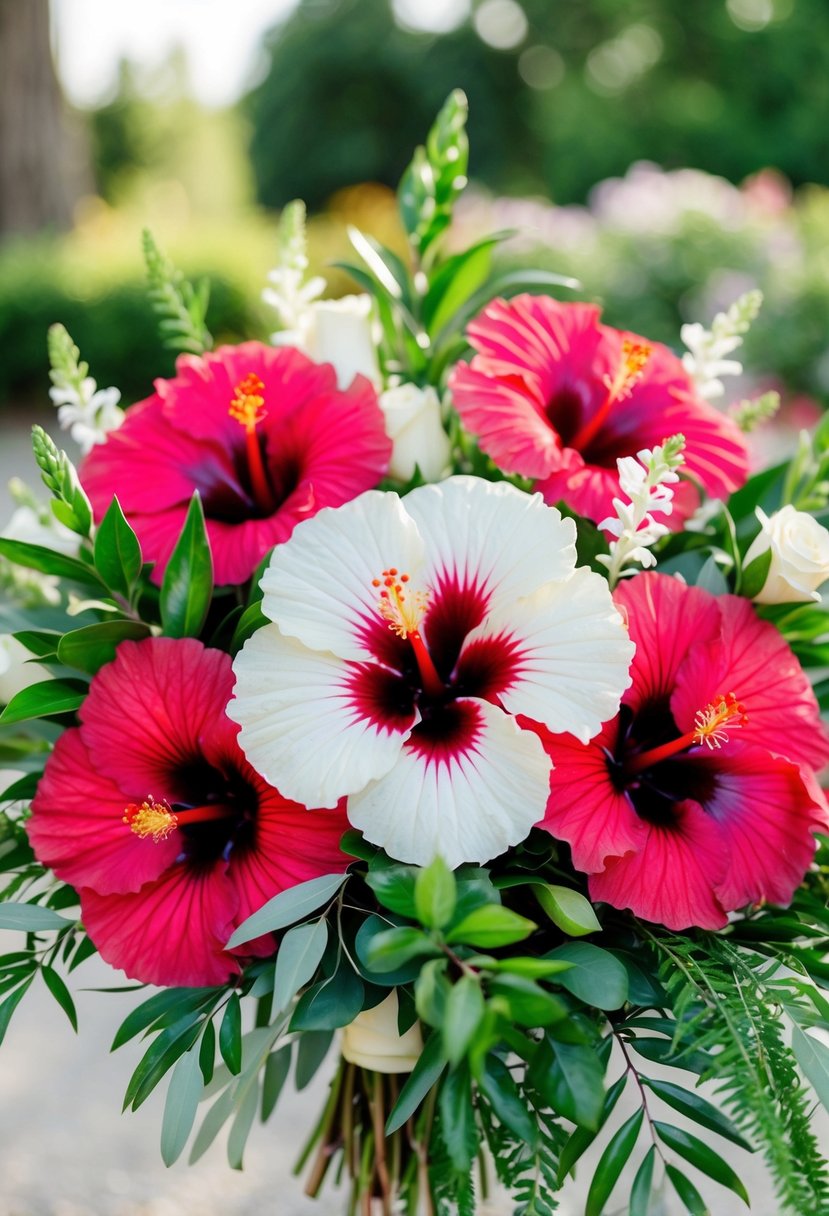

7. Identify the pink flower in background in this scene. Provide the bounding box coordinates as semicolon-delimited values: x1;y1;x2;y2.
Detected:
28;638;348;987
80;342;391;586
449;295;748;526
538;572;829;930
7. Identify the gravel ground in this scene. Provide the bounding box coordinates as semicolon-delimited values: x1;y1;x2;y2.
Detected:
0;411;826;1215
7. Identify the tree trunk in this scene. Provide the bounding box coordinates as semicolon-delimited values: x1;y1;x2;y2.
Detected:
0;0;83;238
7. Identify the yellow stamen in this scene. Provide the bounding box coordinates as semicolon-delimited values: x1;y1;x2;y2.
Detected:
603;340;652;402
123;798;177;842
692;692;748;750
375;569;429;640
228;373;267;432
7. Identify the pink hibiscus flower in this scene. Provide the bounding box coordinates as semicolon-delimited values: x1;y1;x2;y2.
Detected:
80;342;392;586
538;572;829;930
449;296;749;525
28;638;348;986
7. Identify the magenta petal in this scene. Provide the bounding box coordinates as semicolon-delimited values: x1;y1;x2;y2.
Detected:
589;801;729;931
28;730;178;895
80;863;240;987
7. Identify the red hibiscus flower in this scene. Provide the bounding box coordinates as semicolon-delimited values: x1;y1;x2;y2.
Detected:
80;341;392;586
27;638;348;986
449;296;749;526
538;572;829;930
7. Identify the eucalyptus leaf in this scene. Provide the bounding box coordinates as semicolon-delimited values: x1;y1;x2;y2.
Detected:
161;1044;203;1166
272;919;328;1012
0;903;75;932
226;872;346;947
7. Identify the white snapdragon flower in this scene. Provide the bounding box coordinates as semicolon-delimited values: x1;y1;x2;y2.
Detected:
263;266;327;346
341;993;423;1073
681;290;762;401
744;506;829;605
49;381;123;455
598;436;685;587
230;476;633;868
380;384;451;482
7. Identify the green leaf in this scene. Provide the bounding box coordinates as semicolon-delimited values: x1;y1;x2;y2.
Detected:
415;856;457;930
479;1053;537;1144
198;1019;215;1085
41;965;78;1031
557;1074;627;1181
546;942;629;1010
160;493;213;638
0;903;75;932
791;1022;829;1112
226;873;345;947
439;1061;479;1173
386;1031;446;1135
227;1077;260;1170
0;678;88;725
488;974;568;1027
739;546;772;599
654;1122;750;1204
0;975;35;1046
489;956;574;980
57;621;151;675
415;957;450;1027
229;601;267;654
398;89;469;257
534;884;601;936
0;537;104;588
585;1107;644;1216
160;1044;203;1166
422;235;504;333
295;1029;333;1091
535;1038;606;1132
630;1144;656;1216
272;919;328;1012
443;974;485;1067
93;497;143;597
219;994;242;1075
447;904;536;948
642;1077;751;1149
189;1087;237;1164
289;963;364;1031
111;988;208;1050
364;864;418;918
666;1164;710;1215
261;1045;292;1120
364;926;439;974
125;1016;203;1110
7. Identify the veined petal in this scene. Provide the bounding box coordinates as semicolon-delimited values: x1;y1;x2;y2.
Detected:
404;476;577;616
466;566;634;742
259;490;425;660
347;699;551;868
230;626;415;809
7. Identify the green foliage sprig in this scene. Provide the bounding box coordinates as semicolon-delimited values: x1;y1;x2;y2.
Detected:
142;229;213;356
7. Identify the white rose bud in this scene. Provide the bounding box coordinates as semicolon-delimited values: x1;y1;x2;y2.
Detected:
340;992;423;1074
380;384;452;483
304;294;381;390
744;505;829;604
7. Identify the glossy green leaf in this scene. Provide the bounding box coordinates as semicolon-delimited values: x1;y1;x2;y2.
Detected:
535;1038;606;1131
480;1053;537;1144
229;601;267;653
295;1029;333;1091
546;942;629;1010
630;1144;656;1216
226;872;346;947
642;1077;751;1149
439;1061;478;1173
272;918;328;1013
364;926;439;973
415;856;456;930
0;976;35;1047
386;1031;446;1135
93;497;143;597
534;883;601;936
443;974;485;1066
0;537;104;588
488;974;568;1027
219;994;242;1075
655;1121;750;1204
0;903;75;932
41;964;78;1031
415;957;450;1027
364;864;418;918
666;1164;710;1215
111;987;208;1050
448;904;536;948
0;678;88;725
289;964;364;1031
585;1107;644;1216
557;1075;627;1182
57;620;151;674
160;493;213;638
261;1045;292;1120
161;1044;203;1166
124;1015;203;1110
739;546;772;598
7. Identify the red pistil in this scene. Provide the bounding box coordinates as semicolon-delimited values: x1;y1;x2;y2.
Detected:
570;340;652;452
408;630;445;699
626;692;747;776
229;373;277;514
374;568;444;698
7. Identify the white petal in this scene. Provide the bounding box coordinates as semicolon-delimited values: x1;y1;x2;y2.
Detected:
259;491;426;660
347;699;551;868
230;626;414;808
404;476;577;616
467;566;634;743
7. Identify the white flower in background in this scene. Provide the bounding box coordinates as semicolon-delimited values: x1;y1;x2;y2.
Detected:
681;289;763;401
380;384;452;482
48;323;123;455
298;294;381;389
230;476;633;868
341;993;423;1073
262;199;326;343
744;505;829;605
598;435;685;587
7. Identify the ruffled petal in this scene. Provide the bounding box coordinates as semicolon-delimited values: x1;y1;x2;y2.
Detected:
465;566;633;742
80;862;241;987
589;801;729;931
347;699;551;868
230;626;414;809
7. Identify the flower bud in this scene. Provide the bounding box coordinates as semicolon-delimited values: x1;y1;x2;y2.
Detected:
340;992;423;1074
380;384;451;483
305;294;381;390
744;505;829;604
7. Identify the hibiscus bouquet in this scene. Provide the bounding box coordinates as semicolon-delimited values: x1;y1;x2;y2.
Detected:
2;92;829;1216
